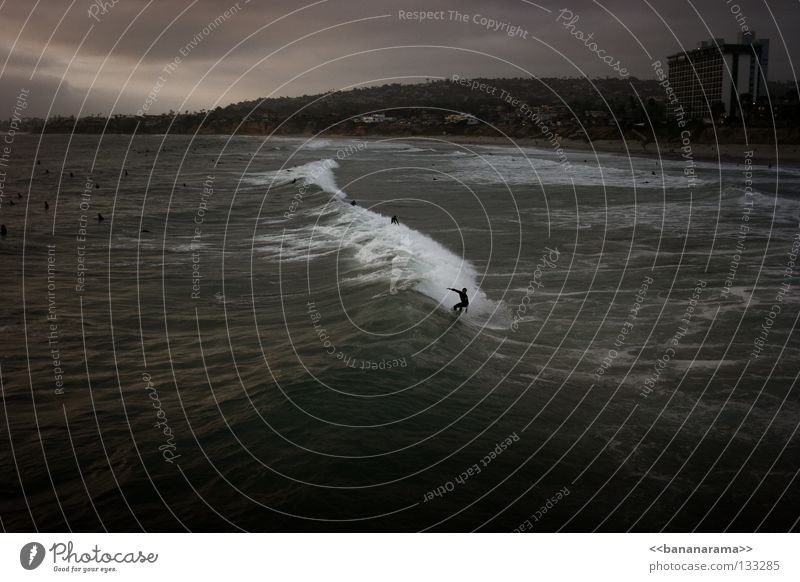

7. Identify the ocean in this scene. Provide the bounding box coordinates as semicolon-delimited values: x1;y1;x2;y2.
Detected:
0;133;798;532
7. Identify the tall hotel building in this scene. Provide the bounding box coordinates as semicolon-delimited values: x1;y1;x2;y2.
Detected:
666;32;769;120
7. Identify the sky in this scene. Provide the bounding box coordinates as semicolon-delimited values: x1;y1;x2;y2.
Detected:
0;0;798;117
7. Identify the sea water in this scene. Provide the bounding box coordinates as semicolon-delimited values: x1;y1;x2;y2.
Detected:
0;134;798;532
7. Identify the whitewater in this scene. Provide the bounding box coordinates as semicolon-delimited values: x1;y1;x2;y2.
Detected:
246;158;509;325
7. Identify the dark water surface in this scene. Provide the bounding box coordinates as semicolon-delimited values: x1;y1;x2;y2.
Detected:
1;134;798;531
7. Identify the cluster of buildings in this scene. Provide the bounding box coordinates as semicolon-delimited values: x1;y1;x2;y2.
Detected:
347;33;776;130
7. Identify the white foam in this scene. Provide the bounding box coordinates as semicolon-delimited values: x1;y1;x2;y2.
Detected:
245;159;348;200
751;189;800;214
448;151;709;189
393;146;437;153
299;138;333;150
250;160;507;324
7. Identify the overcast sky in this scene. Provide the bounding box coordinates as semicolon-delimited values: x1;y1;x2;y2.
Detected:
1;0;797;117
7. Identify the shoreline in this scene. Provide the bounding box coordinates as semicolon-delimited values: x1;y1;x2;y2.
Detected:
317;133;800;166
25;131;800;167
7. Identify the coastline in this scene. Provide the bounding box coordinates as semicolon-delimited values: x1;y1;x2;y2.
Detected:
317;133;800;166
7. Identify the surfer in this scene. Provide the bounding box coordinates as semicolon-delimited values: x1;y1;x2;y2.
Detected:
447;287;469;313
350;200;357;206
391;215;399;225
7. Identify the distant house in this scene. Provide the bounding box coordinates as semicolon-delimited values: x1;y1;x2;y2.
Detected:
445;113;479;125
356;113;396;124
530;105;564;123
417;112;443;126
533;111;558;123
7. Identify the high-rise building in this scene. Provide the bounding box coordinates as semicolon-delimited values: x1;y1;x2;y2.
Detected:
666;32;769;120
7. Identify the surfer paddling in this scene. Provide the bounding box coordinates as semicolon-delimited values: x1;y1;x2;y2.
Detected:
447;287;469;313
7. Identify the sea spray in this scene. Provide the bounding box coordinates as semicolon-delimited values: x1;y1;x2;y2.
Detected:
250;159;508;324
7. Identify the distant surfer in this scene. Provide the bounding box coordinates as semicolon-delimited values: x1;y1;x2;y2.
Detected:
350;200;357;206
447;287;469;313
391;215;399;225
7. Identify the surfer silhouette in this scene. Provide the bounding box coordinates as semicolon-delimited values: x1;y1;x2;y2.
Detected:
391;215;399;225
448;287;469;313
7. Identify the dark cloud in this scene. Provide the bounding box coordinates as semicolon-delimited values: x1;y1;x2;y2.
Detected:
0;0;797;116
